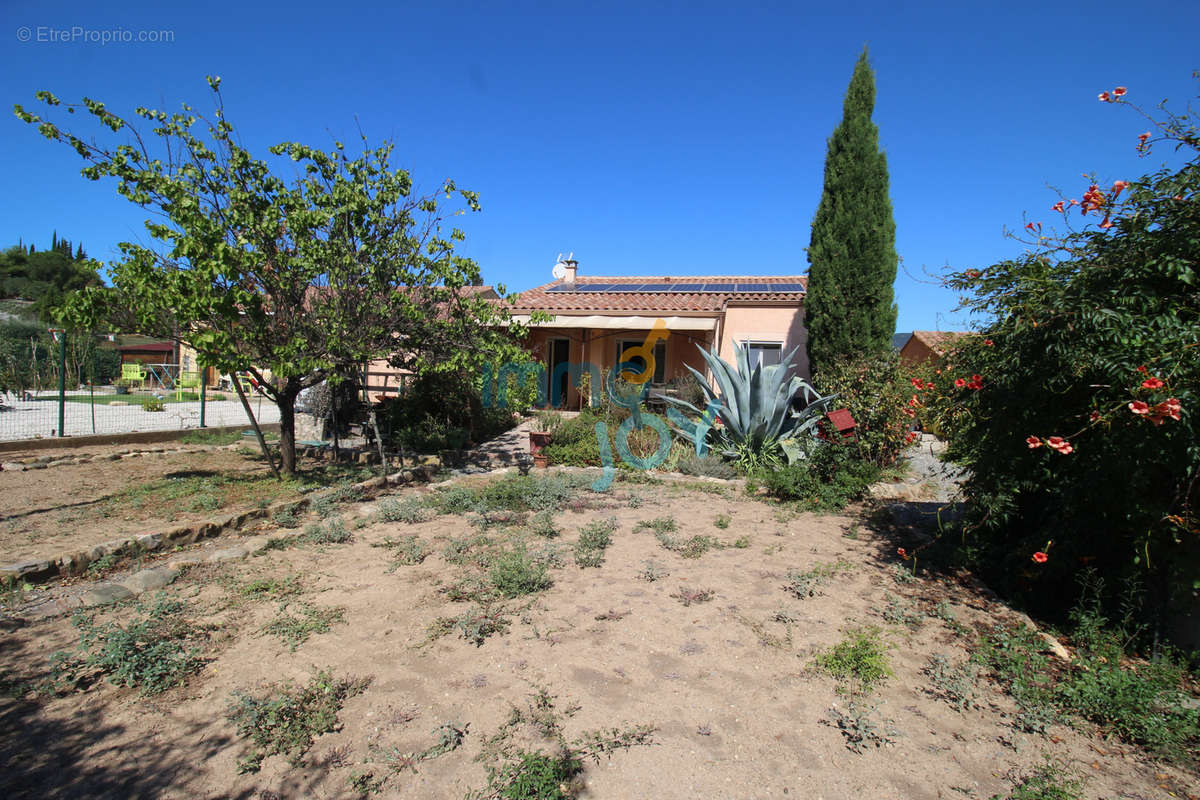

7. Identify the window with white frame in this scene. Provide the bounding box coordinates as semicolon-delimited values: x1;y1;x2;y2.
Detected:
743;340;782;370
615;339;667;384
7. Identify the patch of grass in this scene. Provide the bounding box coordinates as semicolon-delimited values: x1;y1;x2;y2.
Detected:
378;496;434;524
441;533;495;567
782;560;854;599
263;602;347;651
825;701;898;753
989;759;1083;800
60;592;205;695
372;721;469;778
180;428;243;446
373;535;431;570
490;545;553;598
227;669;370;773
732;535;750;548
654;530;723;559
674;450;739;479
713;513;731;530
633;516;677;535
574;517;617;568
891;562;919;584
815;626;892;694
241;574;302;599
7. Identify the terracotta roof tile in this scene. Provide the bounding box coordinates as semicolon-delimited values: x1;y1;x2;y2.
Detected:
507;275;807;313
910;330;972;355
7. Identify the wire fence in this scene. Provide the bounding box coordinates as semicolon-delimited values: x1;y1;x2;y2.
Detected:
0;329;279;443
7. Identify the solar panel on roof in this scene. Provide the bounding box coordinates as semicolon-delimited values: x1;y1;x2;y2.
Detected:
773;282;806;292
736;283;771;292
669;283;705;292
702;283;736;291
605;284;644;291
578;284;612;291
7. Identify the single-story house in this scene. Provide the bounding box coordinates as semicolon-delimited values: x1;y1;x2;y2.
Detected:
898;330;972;367
505;259;808;409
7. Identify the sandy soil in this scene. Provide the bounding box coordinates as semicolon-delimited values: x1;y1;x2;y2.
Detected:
0;446;276;564
0;475;1195;800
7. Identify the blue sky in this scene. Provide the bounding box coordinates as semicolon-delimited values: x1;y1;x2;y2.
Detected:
2;0;1196;333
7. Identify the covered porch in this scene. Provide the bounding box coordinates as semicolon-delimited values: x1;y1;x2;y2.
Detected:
516;314;718;410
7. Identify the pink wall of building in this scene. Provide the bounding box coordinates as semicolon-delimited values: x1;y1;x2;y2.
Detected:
718;303;809;381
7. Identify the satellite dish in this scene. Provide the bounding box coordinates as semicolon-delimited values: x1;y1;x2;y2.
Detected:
552;262;567;280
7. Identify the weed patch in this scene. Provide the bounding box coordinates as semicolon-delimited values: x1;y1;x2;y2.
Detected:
263;602;347;651
374;535;431;570
378;496;434;524
782;560;854;599
825;701;897;752
670;586;715;607
490;545;553;598
815;626;892;693
227;669;370;772
56;593;206;695
574;517;617;568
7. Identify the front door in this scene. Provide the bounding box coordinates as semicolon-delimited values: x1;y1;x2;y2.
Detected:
548;338;571;407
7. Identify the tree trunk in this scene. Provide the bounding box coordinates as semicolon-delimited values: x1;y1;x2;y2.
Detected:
277;377;302;476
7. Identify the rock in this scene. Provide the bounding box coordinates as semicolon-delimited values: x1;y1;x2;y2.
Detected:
135;533;164;551
121;566;179;594
81;583;134;607
2;463;25;472
57;552;92;576
207;547;249;562
1038;631;1072;663
167;555;206;570
103;454;121;461
2;560;56;582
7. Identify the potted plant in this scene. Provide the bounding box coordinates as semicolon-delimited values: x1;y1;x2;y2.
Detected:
114;379;131;395
528;411;556;456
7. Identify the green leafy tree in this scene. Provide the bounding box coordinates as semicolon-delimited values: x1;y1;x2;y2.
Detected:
0;241;102;321
15;78;523;475
805;48;899;376
931;83;1199;636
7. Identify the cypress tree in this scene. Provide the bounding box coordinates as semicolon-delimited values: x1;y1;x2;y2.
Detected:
804;48;898;376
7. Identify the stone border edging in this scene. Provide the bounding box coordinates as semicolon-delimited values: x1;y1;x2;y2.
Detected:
0;464;439;586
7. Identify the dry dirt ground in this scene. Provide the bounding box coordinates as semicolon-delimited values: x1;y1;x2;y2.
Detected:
0;467;1196;800
0;443;366;565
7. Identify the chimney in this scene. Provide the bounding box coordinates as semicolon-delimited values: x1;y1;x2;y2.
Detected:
563;257;578;285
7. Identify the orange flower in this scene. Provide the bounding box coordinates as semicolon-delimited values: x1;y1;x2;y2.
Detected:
897;547;908;560
1046;436;1073;455
1098;91;1111;102
1112;86;1127;97
1032;551;1049;564
1051;200;1065;213
1026;436;1042;449
983;339;994;346
1129;400;1151;415
1141;377;1164;390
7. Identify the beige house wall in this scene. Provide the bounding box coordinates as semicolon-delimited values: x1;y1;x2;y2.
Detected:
718;303;809;381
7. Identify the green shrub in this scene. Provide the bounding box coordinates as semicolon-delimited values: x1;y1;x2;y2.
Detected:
783;560;854;598
814;350;916;468
378;496;434;524
227;669;369;772
143;397;166;412
574;517;617;568
490;545;553;598
764;441;880;509
301;517;351;545
815;626;892;693
930;93;1200;634
528;510;559;538
272;508;302;529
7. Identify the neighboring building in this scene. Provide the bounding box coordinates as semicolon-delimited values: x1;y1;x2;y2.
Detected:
899;330;971;367
505;260;808;409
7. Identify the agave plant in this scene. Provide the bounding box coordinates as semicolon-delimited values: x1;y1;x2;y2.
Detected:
660;342;835;462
